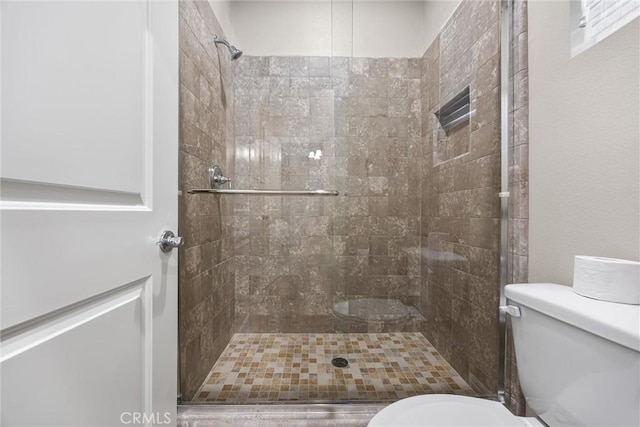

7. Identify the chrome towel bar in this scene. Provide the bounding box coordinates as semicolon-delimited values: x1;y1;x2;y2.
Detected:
187;189;339;196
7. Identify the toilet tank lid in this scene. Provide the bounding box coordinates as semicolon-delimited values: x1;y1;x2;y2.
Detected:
506;283;640;352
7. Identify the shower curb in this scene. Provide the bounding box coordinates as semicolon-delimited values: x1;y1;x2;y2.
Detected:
177;403;387;427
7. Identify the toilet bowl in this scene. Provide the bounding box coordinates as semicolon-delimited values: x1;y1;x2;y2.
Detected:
368;283;640;427
368;394;543;426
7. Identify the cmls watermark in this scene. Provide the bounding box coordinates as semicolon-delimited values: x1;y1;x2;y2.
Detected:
120;412;171;425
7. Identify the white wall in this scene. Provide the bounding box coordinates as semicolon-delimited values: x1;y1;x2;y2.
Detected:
226;1;426;58
229;1;334;57
352;1;426;57
423;0;459;50
208;0;235;42
207;1;462;58
528;2;640;285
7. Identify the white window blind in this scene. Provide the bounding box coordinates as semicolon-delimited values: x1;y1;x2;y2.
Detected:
570;0;640;57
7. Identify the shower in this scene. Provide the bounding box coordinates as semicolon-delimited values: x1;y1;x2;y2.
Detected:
214;35;242;60
178;0;525;410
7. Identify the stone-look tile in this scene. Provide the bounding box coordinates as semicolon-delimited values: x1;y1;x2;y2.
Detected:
513;0;528;38
348;76;389;98
473;22;500;70
389;98;421;119
408;79;421;99
233;55;423;336
192;333;475;403
310;96;333;117
343;97;389;117
179;0;236;402
180;54;201;98
268;56;290;76
512;106;528;147
510;143;529;184
440;0;473;60
388;78;407;98
268;96;310;117
440;50;472;101
473;86;500;131
513;70;529;112
470;0;499;40
420;0;508;401
509;181;529;220
476;55;500;99
308;77;332;97
514;31;529;75
234;56;268;77
330;57;350;77
388;58;410;78
505;1;529;415
208;0;525;408
351;58;388;77
270;77;310;97
264;116;311;137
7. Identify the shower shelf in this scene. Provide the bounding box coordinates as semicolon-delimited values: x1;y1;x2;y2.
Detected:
187;189;339;196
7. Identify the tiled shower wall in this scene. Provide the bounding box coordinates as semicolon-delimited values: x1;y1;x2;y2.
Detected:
420;0;502;396
177;0;529;405
178;0;236;401
505;0;530;415
232;56;423;333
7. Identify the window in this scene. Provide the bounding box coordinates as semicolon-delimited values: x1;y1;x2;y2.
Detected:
570;0;639;57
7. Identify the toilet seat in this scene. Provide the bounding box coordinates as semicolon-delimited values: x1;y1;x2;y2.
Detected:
368;395;536;427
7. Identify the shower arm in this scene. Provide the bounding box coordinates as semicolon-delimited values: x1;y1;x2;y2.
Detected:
214;37;231;48
214;35;242;59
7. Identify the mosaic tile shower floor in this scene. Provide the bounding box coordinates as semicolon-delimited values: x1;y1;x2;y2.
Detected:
193;332;475;403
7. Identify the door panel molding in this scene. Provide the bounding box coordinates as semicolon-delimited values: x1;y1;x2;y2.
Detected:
1;0;152;196
0;178;145;207
0;277;149;363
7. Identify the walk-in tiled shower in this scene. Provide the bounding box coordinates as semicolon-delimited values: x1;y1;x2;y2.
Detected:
178;0;528;411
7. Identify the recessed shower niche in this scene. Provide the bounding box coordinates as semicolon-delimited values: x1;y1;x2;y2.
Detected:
433;86;473;165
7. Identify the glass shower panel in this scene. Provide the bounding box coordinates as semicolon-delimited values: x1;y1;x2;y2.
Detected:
327;1;430;404
421;0;502;398
229;0;356;403
332;1;424;337
215;0;504;405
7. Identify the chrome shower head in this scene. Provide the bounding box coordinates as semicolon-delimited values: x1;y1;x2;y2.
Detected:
214;36;243;60
228;45;243;60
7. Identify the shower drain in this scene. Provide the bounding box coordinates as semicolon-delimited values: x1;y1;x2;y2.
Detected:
331;357;349;368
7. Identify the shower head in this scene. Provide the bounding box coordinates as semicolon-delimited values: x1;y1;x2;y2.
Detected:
214;36;243;60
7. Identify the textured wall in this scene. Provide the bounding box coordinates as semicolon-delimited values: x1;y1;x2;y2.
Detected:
528;1;639;285
505;0;529;415
232;55;423;333
419;0;502;396
178;0;236;402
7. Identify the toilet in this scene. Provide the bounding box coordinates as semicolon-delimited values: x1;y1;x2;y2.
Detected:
369;283;640;426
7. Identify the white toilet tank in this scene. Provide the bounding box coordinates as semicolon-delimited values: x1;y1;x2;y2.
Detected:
506;283;640;427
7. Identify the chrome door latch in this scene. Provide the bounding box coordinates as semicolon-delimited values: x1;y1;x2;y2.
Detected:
158;230;184;253
499;305;522;318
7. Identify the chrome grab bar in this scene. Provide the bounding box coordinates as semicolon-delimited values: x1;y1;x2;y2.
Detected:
187;189;339;196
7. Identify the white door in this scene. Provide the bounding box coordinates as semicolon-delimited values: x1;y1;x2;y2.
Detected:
0;0;178;425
